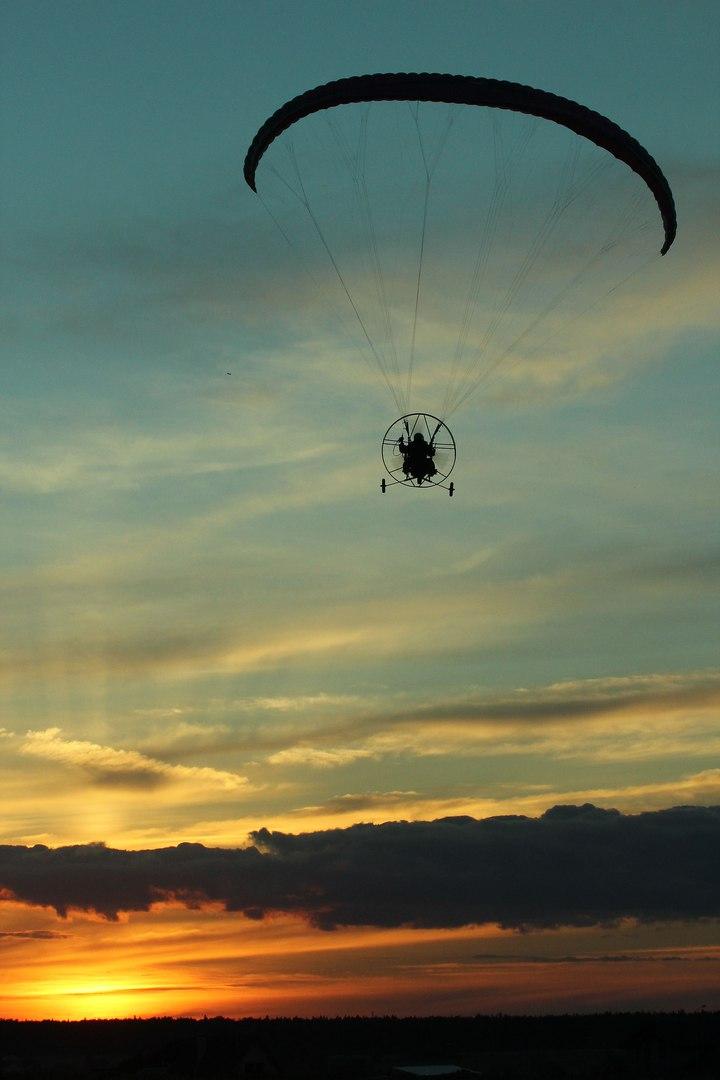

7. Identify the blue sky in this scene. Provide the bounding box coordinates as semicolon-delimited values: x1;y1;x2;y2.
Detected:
1;0;719;1018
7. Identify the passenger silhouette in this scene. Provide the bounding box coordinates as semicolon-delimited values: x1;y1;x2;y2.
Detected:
398;431;437;484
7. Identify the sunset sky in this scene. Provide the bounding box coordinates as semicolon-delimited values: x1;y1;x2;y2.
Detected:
1;0;719;1020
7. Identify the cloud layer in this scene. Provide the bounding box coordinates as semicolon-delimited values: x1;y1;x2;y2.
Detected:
2;803;718;929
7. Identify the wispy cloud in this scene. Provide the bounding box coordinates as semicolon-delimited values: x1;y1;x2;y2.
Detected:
251;669;720;768
249;693;368;712
267;746;377;769
290;791;420;816
19;728;250;794
0;415;337;496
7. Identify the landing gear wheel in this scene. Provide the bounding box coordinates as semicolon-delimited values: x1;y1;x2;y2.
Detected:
449;482;454;497
381;478;386;493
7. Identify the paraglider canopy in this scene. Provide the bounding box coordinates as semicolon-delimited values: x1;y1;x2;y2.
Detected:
245;73;676;254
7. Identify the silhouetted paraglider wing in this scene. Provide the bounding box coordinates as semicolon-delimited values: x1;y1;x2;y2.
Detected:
244;72;676;254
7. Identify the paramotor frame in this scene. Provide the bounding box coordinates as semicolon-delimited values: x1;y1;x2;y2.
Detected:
381;413;456;494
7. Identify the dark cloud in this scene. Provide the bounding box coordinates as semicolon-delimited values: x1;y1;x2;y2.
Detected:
63;984;199;997
0;930;68;940
629;549;720;585
1;804;719;930
398;677;720;727
0;626;232;682
470;952;720;964
83;768;170;791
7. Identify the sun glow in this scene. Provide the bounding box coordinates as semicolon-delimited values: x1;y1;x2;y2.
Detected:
31;982;172;1021
0;900;513;1020
3;896;720;1020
